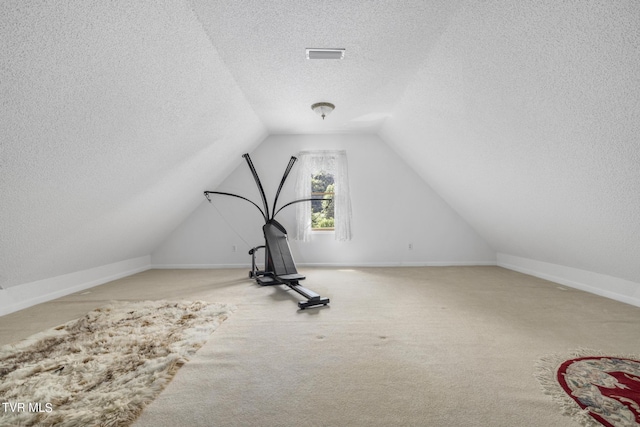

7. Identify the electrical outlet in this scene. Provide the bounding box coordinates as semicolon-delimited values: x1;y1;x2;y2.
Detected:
232;245;237;252
408;243;413;250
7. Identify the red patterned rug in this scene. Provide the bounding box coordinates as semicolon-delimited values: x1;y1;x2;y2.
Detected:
536;350;640;427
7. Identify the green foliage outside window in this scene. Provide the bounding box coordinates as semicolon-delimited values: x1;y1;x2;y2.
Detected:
311;172;335;230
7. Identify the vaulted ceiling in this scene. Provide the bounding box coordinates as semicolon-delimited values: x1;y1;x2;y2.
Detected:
1;0;639;290
190;0;461;134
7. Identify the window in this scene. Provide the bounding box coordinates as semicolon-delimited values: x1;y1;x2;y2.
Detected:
311;171;335;230
294;150;352;241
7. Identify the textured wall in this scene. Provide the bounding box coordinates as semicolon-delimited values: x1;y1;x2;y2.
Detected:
0;0;266;288
381;0;640;284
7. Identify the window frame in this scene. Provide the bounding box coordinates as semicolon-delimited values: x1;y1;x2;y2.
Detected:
294;150;351;242
310;172;335;231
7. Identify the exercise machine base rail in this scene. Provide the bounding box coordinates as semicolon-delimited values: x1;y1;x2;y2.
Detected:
252;269;330;310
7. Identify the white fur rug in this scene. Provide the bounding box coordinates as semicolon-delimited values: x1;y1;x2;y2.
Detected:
0;300;235;427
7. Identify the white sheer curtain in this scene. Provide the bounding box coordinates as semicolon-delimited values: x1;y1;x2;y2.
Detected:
294;150;352;241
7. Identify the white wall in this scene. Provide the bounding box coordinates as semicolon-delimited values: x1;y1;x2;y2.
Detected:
152;134;496;267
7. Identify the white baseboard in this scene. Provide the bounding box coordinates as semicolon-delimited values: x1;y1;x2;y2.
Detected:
497;253;640;308
151;260;496;269
0;256;151;317
151;263;250;269
297;261;497;268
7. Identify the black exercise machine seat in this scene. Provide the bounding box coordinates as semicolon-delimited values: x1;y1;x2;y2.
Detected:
260;220;328;309
263;221;305;281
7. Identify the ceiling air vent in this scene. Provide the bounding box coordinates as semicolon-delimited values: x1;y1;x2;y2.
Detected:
306;48;345;60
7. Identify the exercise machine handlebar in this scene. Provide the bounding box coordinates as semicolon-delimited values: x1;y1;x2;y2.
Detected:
204;153;333;223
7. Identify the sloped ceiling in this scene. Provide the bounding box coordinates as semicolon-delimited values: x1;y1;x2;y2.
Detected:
381;1;640;283
0;0;266;288
2;0;639;289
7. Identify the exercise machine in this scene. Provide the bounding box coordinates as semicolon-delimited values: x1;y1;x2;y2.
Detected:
204;154;330;309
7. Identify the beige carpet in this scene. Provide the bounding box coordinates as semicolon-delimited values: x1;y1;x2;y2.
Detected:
1;267;639;426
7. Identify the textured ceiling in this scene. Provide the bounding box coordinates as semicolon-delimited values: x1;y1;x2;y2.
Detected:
2;0;640;291
190;0;461;134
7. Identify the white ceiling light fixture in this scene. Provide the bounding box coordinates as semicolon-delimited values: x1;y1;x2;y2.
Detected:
306;48;345;60
311;102;335;120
